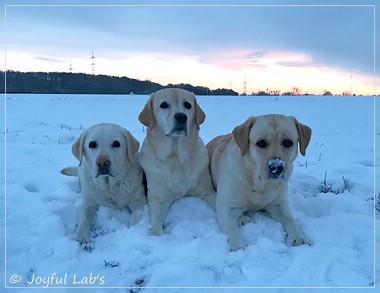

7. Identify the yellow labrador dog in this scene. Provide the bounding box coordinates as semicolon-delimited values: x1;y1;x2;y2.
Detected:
138;88;215;236
207;115;312;251
61;123;147;243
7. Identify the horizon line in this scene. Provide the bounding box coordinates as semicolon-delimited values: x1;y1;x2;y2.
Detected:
1;70;375;97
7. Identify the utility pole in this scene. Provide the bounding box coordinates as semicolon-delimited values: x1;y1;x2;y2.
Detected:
90;51;96;75
350;75;353;95
69;59;73;73
243;74;247;95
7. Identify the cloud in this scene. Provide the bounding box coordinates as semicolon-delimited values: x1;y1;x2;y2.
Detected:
34;56;66;64
6;4;375;75
197;48;315;71
248;51;313;69
3;2;376;95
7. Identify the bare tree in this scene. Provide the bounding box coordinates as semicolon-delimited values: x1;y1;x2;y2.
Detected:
291;86;300;95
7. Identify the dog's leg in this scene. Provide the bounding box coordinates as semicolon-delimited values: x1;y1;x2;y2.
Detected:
217;203;245;251
195;169;217;210
237;211;255;226
266;203;310;246
76;203;98;244
128;190;148;213
204;193;216;210
128;186;148;226
198;190;216;210
148;194;172;236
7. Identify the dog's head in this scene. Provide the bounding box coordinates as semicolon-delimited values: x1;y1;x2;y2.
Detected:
232;115;311;182
71;123;139;180
138;88;206;137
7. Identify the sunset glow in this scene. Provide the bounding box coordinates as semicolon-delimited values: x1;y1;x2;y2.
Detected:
2;1;377;96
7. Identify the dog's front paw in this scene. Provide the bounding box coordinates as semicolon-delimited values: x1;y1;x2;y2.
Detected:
130;210;143;226
76;232;90;244
237;214;252;227
286;231;311;246
79;241;94;252
76;226;91;243
228;237;246;251
75;232;95;251
149;226;164;236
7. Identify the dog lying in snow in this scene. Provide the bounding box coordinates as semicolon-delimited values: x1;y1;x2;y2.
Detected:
207;114;312;250
138;88;216;236
61;123;147;243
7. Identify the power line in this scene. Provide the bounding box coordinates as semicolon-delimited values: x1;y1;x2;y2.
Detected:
90;51;96;75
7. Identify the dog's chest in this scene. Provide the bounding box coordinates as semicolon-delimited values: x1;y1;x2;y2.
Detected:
92;177;132;208
141;138;206;196
161;155;197;193
248;181;285;209
164;153;190;172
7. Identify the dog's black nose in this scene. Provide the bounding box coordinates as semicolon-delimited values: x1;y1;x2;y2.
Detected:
268;158;285;179
174;112;187;123
269;165;284;177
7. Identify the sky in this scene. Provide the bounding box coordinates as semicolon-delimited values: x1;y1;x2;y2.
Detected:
1;0;379;95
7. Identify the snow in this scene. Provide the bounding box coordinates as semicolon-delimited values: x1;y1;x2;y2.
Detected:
1;94;378;290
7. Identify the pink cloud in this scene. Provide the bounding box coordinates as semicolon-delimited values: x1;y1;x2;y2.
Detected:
197;48;254;70
198;48;314;71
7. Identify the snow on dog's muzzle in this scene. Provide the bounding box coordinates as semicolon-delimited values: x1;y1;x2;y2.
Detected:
268;158;286;180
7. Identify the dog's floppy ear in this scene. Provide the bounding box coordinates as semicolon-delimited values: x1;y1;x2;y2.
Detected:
232;116;256;156
194;95;206;130
138;93;155;130
124;129;140;163
71;130;87;165
291;117;312;156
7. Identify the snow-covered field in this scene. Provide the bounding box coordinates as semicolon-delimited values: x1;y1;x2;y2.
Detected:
1;94;378;291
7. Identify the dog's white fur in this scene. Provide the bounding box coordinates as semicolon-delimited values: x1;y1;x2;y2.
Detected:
61;123;147;243
207;114;312;250
138;88;215;236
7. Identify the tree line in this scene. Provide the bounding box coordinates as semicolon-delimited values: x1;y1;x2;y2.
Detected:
0;71;238;96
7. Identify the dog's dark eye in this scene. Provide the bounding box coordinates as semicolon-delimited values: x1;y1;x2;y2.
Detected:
282;139;293;148
112;141;121;148
256;140;268;148
160;102;169;109
184;102;192;109
89;141;97;149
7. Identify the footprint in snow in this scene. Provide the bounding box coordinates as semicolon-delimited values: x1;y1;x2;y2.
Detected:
24;182;40;193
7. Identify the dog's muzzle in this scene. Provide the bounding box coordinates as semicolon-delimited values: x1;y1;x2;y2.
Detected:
167;112;188;137
96;156;113;177
268;158;286;180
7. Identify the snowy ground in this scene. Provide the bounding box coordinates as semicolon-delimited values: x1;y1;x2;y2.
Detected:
1;94;379;291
